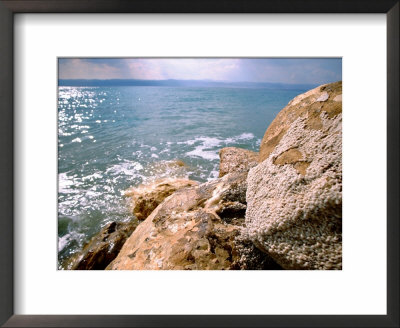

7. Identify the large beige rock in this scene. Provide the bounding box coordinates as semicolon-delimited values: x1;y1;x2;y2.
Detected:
219;147;259;177
259;81;342;163
124;178;198;220
107;172;280;270
245;81;342;270
67;220;138;270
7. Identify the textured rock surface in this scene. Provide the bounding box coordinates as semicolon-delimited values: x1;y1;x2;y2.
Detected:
69;220;138;270
107;172;280;270
219;147;259;177
124;178;198;220
259;81;342;163
245;81;342;270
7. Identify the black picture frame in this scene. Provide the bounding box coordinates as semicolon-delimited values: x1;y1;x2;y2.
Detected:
0;1;398;327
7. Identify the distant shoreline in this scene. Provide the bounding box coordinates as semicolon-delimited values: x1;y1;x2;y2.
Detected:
59;78;318;90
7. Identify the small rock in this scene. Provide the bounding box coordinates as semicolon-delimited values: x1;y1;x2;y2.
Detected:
316;91;329;102
68;220;138;270
333;94;342;102
125;178;198;220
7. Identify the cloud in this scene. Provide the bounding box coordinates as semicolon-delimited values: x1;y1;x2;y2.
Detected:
59;59;129;79
228;58;342;84
59;58;341;84
124;58;241;81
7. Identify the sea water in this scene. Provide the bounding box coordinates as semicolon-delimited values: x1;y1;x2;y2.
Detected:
58;86;307;268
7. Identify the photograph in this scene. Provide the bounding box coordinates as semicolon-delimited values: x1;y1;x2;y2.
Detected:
1;0;397;325
57;58;342;270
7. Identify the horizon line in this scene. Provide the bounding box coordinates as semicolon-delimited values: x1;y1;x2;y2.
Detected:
58;78;327;86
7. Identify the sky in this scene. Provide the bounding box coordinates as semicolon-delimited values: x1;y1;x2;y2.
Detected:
59;58;342;85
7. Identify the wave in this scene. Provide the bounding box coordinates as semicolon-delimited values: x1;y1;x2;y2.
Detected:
59;172;84;194
105;160;144;177
186;146;220;161
182;133;255;161
58;231;85;252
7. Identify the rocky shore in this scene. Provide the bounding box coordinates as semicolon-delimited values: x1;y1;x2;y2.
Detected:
68;81;342;270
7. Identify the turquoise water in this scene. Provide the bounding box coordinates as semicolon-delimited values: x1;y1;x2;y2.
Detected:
58;86;307;268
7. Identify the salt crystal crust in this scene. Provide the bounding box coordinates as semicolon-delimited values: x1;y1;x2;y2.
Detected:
245;81;342;270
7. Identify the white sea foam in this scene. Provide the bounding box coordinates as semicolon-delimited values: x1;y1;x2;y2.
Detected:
59;173;85;194
159;148;170;154
237;132;255;140
183;137;222;160
82;172;103;181
207;170;219;181
59;128;73;137
181;136;222;147
132;150;143;158
184;133;255;161
58;173;74;193
106;161;144;176
224;132;255;144
186;146;220;161
70;124;90;130
58;231;85;251
178;139;196;146
72;137;82;143
58;234;71;251
85;190;102;198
